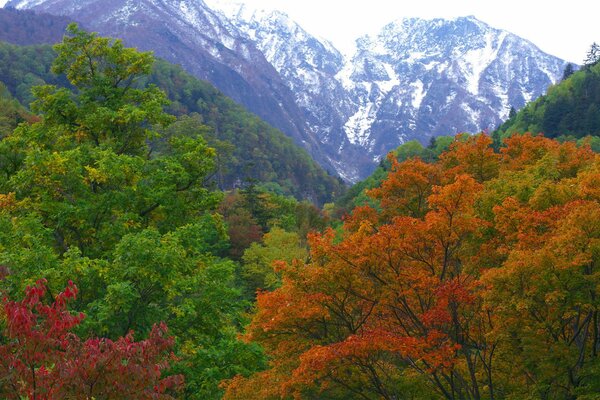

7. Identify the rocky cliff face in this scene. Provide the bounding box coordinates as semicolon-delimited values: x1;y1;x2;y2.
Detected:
7;0;569;181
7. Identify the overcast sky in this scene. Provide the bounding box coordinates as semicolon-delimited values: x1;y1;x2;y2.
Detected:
1;0;596;63
228;0;597;64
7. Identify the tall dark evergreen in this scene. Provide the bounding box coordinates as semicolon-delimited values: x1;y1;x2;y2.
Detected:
584;42;600;67
562;63;575;80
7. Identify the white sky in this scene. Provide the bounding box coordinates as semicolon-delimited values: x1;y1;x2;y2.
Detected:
229;0;598;64
1;0;596;63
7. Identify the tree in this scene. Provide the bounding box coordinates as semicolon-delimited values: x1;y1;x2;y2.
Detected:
562;63;575;80
241;227;308;296
224;132;600;399
224;138;495;400
584;42;600;67
0;279;183;399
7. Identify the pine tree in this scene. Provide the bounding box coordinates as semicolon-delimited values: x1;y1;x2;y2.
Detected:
584;42;600;67
562;63;575;80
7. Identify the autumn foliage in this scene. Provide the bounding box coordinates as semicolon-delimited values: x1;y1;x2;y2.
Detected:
0;280;183;399
223;133;600;400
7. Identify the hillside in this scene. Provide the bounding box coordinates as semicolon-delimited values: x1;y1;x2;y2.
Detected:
497;60;600;140
0;7;72;45
0;39;344;204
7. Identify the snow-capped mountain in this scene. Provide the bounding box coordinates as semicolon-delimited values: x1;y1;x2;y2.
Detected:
5;0;569;181
340;17;566;162
218;7;568;180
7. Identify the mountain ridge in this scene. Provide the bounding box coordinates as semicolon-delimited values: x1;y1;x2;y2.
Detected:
207;4;568;180
4;0;570;181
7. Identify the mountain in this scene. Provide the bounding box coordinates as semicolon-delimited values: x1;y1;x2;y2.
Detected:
216;6;569;180
339;17;566;160
5;0;570;181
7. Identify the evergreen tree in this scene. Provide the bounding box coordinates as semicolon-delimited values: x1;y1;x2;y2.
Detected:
562;63;575;80
584;42;600;67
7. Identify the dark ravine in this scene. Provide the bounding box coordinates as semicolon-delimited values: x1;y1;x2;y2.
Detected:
5;0;570;181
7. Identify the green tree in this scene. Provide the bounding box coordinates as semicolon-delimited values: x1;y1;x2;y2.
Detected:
562;63;575;80
584;42;600;67
241;227;308;296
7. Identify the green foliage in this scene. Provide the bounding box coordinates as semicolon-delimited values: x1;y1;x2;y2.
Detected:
0;40;64;106
241;227;308;296
147;59;344;204
219;187;327;260
0;25;264;398
0;82;30;137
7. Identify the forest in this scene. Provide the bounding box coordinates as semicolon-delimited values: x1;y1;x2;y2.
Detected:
1;25;600;400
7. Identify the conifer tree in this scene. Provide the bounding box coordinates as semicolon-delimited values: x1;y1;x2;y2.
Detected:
584;42;600;67
562;63;575;80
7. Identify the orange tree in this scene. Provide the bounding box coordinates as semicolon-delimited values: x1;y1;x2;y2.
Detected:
223;133;600;400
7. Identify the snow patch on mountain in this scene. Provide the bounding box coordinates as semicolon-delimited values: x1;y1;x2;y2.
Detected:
200;9;568;180
462;31;507;95
411;80;426;109
345;99;376;146
4;0;44;8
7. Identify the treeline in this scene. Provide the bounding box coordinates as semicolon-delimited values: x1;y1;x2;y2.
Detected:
0;7;72;46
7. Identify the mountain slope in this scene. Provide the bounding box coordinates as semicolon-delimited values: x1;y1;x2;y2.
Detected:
211;3;369;182
0;7;72;45
5;0;336;172
217;7;569;180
